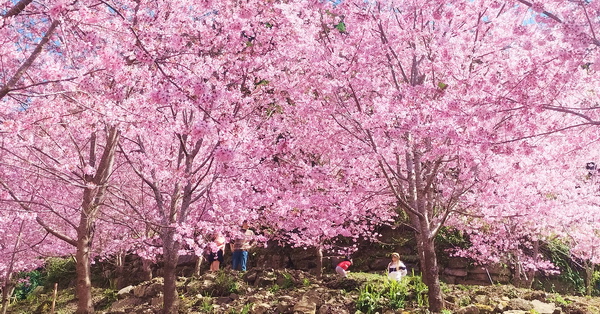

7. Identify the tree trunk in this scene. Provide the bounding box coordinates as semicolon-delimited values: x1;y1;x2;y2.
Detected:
114;252;125;289
415;228;443;313
315;246;323;278
75;216;94;314
1;281;14;314
194;255;203;277
2;220;24;314
585;260;595;296
141;258;153;281
161;230;180;314
524;240;539;289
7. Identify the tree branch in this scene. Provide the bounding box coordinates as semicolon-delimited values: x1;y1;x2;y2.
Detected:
0;20;60;100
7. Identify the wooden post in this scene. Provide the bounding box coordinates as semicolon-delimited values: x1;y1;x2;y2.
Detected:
51;283;58;314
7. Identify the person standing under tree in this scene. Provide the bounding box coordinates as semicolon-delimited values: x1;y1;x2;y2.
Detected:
387;252;408;281
230;220;255;271
208;232;226;271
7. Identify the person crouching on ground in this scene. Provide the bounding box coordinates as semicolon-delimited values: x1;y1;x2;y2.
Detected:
336;257;353;278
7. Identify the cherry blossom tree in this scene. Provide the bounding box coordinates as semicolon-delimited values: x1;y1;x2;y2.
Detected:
1;4;127;313
248;140;396;277
0;103;121;314
99;0;295;311
262;0;600;311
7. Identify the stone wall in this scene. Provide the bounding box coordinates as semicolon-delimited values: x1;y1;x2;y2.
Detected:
441;257;511;285
250;242;514;286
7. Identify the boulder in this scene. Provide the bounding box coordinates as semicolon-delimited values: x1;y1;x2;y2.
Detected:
116;285;134;298
523;291;547;301
108;297;143;312
456;304;480;314
133;281;162;298
475;304;495;314
293;292;318;314
251;302;272;314
474;294;490;305
530;300;557;314
507;298;534;311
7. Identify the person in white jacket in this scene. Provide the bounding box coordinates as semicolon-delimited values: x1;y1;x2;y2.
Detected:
387;252;407;281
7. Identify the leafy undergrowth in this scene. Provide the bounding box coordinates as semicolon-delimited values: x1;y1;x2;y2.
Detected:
7;269;600;313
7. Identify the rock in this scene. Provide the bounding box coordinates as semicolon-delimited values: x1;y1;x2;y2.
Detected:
242;269;258;284
470;267;490;274
507;298;534;311
254;270;277;287
444;268;468;277
491;275;511;283
524;291;547;301
325;278;360;291
531;300;556;314
150;294;163;306
456;304;480;314
293;293;318;314
562;301;592;314
475;304;495;314
473;294;490;305
215;296;232;304
487;264;511;276
251;302;271;314
276;301;292;313
109;297;143;311
177;254;197;266
441;275;457;284
470;273;492;281
279;295;295;303
496;301;508;312
448;257;469;268
116;285;134;298
461;279;493;286
131;278;164;298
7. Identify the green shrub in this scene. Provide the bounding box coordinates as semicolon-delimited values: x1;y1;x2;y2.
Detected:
210;271;240;296
385;279;408;309
13;270;44;300
405;273;429;307
269;284;280;293
356;284;382;314
548;294;571;306
281;272;294;289
354;274;430;312
44;257;76;289
198;297;214;313
545;239;585;295
592;270;600;296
